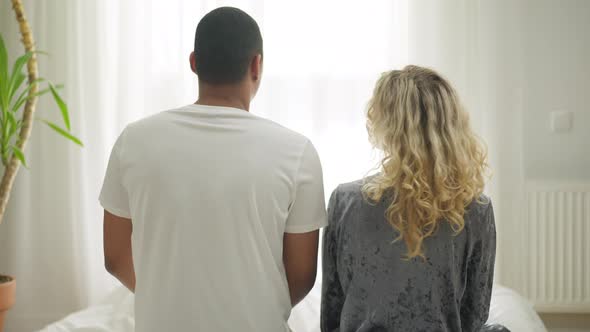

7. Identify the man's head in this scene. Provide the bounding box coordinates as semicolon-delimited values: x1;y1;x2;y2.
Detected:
191;7;263;98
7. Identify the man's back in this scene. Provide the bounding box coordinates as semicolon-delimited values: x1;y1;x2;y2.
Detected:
100;104;326;331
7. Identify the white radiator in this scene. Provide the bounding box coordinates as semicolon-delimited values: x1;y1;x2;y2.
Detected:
523;182;590;313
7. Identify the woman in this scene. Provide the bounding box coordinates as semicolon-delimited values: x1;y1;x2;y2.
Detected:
321;65;497;332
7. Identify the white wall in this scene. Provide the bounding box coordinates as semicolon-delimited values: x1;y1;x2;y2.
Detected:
521;0;590;181
479;0;590;301
483;0;590;311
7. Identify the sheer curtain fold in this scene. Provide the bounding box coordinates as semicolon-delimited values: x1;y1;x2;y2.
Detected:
0;1;521;331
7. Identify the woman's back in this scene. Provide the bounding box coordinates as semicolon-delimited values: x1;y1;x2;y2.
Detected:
320;65;496;331
321;180;496;331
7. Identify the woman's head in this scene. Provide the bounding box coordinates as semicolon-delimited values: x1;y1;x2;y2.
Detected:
364;65;488;258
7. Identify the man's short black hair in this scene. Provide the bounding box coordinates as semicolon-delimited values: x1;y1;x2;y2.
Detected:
194;7;263;84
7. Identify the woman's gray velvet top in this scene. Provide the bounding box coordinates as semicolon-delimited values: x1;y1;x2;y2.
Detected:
321;179;496;332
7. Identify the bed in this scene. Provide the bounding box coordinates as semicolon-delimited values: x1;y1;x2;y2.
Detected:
38;284;547;332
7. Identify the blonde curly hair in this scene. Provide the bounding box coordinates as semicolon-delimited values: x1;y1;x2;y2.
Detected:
363;65;488;259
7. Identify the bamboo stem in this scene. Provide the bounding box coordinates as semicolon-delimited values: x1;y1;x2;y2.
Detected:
0;0;38;224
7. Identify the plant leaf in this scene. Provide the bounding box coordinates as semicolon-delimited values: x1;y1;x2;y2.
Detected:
9;52;33;97
0;36;8;110
10;72;26;99
11;145;27;168
49;83;70;131
41;119;83;146
7;109;18;135
0;35;7;90
10;78;47;112
11;52;33;79
1;108;19;150
11;81;60;113
7;114;20;144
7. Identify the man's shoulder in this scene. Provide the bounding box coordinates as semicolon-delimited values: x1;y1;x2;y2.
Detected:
248;114;310;144
126;109;177;130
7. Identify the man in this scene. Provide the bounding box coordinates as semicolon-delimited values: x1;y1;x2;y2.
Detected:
100;7;326;331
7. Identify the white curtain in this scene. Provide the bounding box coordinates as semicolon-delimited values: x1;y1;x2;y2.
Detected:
0;1;525;331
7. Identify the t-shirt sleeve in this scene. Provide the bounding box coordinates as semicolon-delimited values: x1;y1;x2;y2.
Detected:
284;140;327;233
99;129;131;219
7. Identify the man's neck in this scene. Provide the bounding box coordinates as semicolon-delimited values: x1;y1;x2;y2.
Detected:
195;96;249;112
196;83;250;112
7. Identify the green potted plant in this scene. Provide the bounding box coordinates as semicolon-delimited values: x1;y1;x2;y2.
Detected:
0;1;82;330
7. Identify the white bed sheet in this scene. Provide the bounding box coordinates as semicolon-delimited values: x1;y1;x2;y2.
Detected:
38;284;547;332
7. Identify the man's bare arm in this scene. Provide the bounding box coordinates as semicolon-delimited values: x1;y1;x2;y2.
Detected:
103;210;136;292
283;230;319;306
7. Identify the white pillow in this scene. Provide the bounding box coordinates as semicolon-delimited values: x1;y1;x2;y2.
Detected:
487;285;548;332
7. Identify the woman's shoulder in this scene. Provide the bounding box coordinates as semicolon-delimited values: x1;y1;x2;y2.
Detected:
325;180;365;237
465;194;495;234
330;178;367;206
334;178;364;194
466;194;493;216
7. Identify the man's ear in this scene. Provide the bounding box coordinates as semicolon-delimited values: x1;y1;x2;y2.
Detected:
189;52;197;74
250;54;262;82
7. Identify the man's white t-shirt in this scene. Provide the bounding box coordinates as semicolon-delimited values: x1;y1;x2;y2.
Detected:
99;104;327;332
